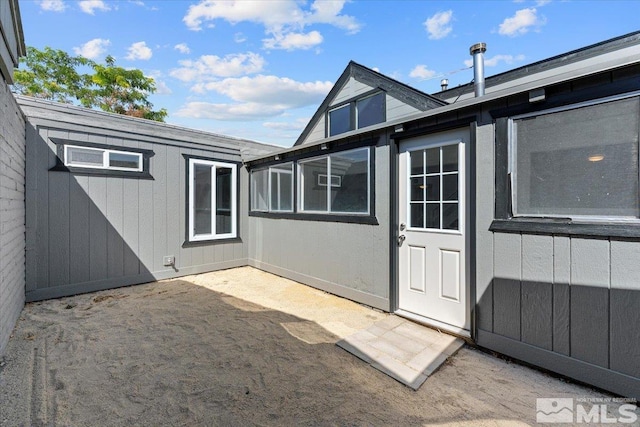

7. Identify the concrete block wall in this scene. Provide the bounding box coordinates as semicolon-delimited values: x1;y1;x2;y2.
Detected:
0;81;26;355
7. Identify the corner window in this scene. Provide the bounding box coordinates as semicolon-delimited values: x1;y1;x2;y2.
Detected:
328;92;385;137
299;147;370;214
65;145;143;172
188;158;237;242
511;95;640;220
250;163;293;212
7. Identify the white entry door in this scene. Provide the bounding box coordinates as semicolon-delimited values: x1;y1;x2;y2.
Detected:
398;129;469;334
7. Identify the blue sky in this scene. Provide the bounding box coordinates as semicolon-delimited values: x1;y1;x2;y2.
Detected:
19;0;640;146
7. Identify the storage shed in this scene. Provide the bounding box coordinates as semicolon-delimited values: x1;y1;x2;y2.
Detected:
18;96;278;302
246;32;640;398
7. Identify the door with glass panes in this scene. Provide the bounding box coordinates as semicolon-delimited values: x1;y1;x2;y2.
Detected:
398;129;469;332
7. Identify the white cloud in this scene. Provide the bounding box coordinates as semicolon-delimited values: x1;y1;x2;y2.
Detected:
174;43;191;54
263;31;323;51
193;75;332;108
125;41;153;60
175;75;332;121
154;80;172;95
78;0;111;14
170;52;265;82
73;38;111;59
175;102;286;121
40;0;66;12
498;8;545;36
409;65;437;80
263;118;309;131
424;10;453;40
183;0;360;50
234;32;247;43
464;53;526;68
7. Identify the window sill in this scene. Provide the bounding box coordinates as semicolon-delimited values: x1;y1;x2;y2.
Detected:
50;164;154;180
490;218;640;239
249;211;379;225
182;237;242;248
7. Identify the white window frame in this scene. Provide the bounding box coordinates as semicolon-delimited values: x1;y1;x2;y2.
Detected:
509;91;640;222
298;146;370;215
188;158;237;242
64;145;143;172
269;163;294;212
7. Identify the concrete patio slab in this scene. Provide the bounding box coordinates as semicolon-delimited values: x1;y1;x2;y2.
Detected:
337;316;465;390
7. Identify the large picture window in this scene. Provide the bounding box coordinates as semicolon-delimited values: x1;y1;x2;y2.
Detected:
250;163;294;212
298;147;370;214
188;158;237;242
511;95;640;220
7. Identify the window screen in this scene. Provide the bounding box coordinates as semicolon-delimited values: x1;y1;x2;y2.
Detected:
513;96;640;218
299;147;370;214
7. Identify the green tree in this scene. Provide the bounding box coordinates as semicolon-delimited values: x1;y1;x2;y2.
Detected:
13;46;92;104
13;47;167;122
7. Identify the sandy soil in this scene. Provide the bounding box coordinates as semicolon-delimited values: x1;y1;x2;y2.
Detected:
0;267;627;426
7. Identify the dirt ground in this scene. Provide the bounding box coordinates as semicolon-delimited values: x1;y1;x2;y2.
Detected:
0;267;628;426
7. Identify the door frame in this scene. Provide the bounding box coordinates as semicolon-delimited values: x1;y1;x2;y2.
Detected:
390;121;477;341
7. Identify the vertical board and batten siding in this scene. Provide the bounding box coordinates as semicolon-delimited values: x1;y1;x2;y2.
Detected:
474;122;640;399
248;143;391;311
0;81;26;356
19;98;256;302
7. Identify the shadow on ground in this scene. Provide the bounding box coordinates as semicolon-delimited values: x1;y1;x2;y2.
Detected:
0;273;618;426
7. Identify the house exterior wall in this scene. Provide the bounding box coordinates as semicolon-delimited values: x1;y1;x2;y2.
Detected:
248;140;391;310
473;90;640;398
19;98;252;302
0;0;26;356
0;0;23;84
0;81;26;356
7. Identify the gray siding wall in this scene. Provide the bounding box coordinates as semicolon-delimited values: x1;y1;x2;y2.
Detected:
248;143;391;310
0;83;26;355
0;0;22;84
474;122;640;399
21;100;250;302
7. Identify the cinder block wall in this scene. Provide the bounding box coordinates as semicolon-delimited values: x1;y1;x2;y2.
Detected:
0;82;26;356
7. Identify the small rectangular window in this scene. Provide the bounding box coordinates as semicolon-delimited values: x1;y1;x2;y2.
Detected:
270;163;294;212
511;96;640;220
64;145;143;172
188;158;237;242
299;147;370;214
357;92;385;129
250;163;294;213
328;104;352;137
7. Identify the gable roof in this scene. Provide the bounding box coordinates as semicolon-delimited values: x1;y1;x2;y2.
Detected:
293;61;447;146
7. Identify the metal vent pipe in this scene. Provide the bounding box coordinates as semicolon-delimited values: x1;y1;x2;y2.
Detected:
470;42;487;97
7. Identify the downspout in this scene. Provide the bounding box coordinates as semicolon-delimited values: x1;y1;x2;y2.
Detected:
470;43;487;97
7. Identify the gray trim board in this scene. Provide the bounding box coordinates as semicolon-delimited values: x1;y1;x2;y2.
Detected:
477;329;640;399
248;258;390;311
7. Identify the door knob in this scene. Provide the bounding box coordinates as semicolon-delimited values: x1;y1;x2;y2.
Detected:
400;223;406;231
398;235;406;246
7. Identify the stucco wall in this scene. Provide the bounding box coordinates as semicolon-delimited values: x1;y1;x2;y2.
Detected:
0;82;26;355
